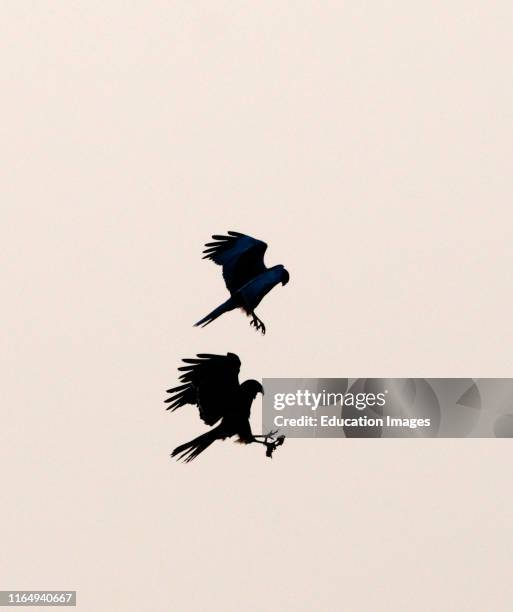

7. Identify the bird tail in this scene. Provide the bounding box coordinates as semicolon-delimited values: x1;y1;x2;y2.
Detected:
171;429;221;463
194;297;236;328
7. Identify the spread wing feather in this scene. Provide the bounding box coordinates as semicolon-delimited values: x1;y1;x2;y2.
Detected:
165;353;241;426
202;231;268;294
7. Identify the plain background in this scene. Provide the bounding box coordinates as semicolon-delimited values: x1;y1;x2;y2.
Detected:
2;2;513;610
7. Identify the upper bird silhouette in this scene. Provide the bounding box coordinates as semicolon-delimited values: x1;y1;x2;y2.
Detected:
165;352;284;462
195;231;289;334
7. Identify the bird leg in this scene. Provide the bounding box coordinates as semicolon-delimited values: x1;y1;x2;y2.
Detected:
252;430;285;458
250;312;266;335
253;429;278;440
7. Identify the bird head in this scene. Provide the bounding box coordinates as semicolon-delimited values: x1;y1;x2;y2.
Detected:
241;379;264;399
281;267;290;286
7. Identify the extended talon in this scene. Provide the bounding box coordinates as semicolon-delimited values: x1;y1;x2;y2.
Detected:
264;435;286;458
254;429;278;443
250;315;266;335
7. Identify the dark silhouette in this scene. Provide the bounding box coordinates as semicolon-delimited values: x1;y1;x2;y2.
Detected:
195;231;290;334
165;352;285;462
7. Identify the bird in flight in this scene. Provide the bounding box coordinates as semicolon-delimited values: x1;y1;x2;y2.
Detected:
165;352;285;462
195;231;289;335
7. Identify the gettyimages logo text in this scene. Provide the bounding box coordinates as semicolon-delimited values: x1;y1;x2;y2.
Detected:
273;389;387;411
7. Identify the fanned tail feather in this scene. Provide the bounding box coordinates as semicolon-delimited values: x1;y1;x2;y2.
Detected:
171;429;220;463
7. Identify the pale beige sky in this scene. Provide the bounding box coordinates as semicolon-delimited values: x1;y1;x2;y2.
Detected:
2;2;513;611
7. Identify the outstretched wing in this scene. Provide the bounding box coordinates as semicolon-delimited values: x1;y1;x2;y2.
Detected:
202;231;268;294
165;353;241;426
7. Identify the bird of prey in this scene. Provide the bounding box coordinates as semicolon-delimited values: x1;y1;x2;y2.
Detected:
165;352;284;462
195;231;290;335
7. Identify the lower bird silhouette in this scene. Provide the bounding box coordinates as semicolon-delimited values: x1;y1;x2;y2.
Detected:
165;352;284;461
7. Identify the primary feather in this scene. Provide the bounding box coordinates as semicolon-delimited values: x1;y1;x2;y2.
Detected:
165;352;241;425
202;231;268;294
